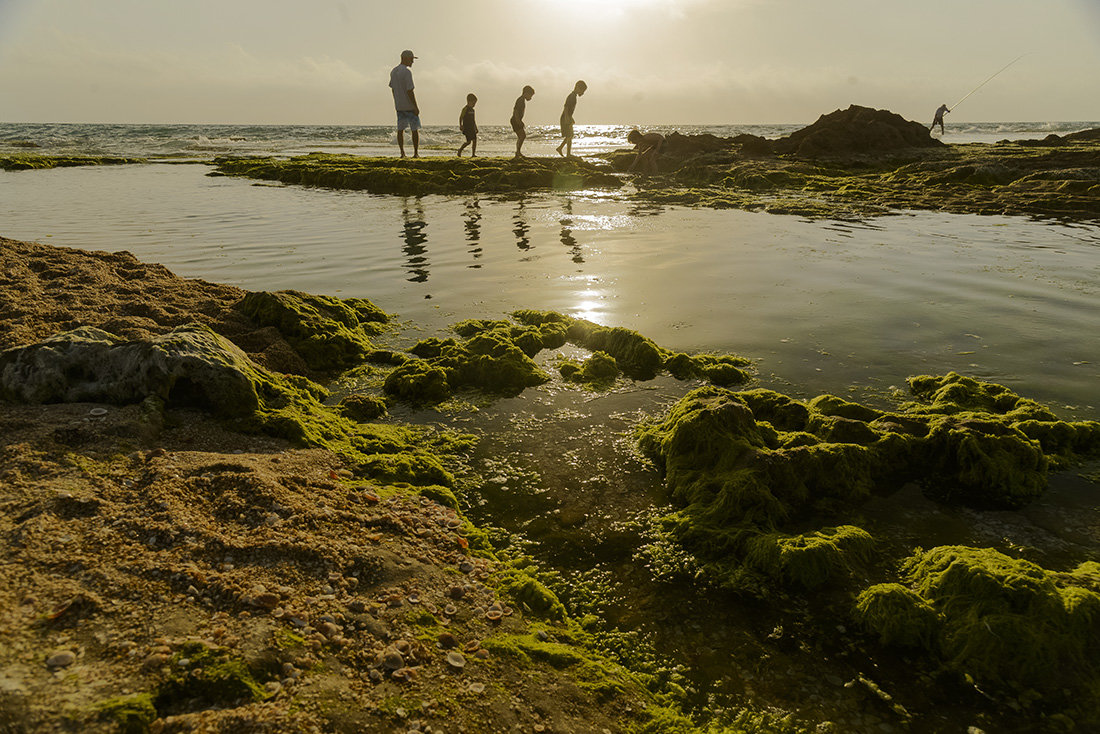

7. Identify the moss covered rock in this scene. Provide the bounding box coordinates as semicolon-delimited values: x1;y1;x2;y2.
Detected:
637;375;1100;589
855;546;1100;695
213;154;623;195
238;290;388;372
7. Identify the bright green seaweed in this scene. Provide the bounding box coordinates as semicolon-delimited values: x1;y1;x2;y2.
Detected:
637;374;1100;591
855;547;1100;699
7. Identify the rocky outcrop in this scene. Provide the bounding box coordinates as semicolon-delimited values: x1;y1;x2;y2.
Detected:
772;105;941;157
0;324;281;416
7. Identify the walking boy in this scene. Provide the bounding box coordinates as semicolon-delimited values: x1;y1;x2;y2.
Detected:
555;80;587;157
511;85;535;158
457;94;478;156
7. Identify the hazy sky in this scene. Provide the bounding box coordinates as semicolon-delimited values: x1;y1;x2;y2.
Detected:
2;0;1099;126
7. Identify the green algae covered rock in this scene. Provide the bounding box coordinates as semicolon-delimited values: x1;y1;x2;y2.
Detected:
559;351;620;387
213;154;623;195
1;154;146;171
239;289;388;372
512;309;753;387
855;546;1100;696
637;374;1100;590
745;526;876;589
384;324;551;403
0;324;459;488
93;693;157;734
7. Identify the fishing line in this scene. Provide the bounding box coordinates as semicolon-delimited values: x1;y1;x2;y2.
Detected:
951;54;1028;110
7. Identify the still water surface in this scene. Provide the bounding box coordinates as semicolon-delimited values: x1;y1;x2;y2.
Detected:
3;162;1097;415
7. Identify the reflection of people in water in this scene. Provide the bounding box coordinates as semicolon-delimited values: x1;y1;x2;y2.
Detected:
513;197;532;252
401;197;429;283
929;104;950;135
626;129;664;174
464;197;482;268
559;199;584;264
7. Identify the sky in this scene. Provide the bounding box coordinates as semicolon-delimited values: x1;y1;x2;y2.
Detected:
1;0;1099;126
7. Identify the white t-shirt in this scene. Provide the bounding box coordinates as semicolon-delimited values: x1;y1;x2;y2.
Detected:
389;64;416;111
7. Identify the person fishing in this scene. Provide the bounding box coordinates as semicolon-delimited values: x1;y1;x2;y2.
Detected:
930;104;950;135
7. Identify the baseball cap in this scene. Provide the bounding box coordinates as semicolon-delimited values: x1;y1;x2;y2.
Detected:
401;50;417;59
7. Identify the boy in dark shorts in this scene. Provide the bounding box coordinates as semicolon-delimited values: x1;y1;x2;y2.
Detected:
511;85;535;158
457;93;478;156
555;80;586;157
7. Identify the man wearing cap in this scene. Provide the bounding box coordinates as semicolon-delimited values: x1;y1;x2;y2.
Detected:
389;50;420;158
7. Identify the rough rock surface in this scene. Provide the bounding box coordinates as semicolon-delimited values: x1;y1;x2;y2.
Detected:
771;104;941;156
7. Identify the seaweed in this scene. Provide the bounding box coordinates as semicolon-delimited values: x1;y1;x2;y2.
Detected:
637;375;1100;590
212;154;624;195
238;289;388;372
856;546;1100;697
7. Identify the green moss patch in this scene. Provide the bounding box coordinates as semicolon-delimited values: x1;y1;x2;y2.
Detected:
1;155;146;170
93;693;157;733
238;289;388;372
212;154;623;195
855;546;1100;696
637;375;1100;589
154;642;271;712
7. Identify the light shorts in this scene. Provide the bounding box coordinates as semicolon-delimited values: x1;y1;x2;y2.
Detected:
396;110;421;131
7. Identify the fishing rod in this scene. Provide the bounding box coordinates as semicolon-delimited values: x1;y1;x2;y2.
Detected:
951;53;1028;111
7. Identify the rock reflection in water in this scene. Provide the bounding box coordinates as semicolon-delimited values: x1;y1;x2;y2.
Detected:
401;197;429;283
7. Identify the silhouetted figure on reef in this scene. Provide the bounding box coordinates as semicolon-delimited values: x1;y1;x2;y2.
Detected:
389;50;420;158
627;129;664;174
556;80;587;158
930;104;950;135
457;94;478;157
512;86;535;158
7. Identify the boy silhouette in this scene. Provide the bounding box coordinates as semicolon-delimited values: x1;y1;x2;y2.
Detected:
556;80;587;157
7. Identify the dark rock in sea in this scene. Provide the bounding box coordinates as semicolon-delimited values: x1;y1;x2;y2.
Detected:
771;104;941;157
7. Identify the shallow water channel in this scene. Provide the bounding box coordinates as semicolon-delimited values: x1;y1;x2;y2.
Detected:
4;163;1100;729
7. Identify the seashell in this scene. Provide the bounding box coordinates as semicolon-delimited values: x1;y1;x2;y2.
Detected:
443;604;457;617
446;651;466;670
475;648;490;659
467;681;485;694
458;561;474;574
437;632;457;649
502;606;513;617
89;407;108;417
392;666;417;681
485;608;503;621
464;639;481;653
448;585;465;600
447;517;463;529
407;593;420;604
380;646;404;670
395;639;411;653
369;668;383;682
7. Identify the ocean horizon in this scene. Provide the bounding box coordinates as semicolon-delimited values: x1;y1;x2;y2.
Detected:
3;119;1097;161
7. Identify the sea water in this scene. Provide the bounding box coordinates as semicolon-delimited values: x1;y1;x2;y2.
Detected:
3;120;1098;160
1;157;1098;416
